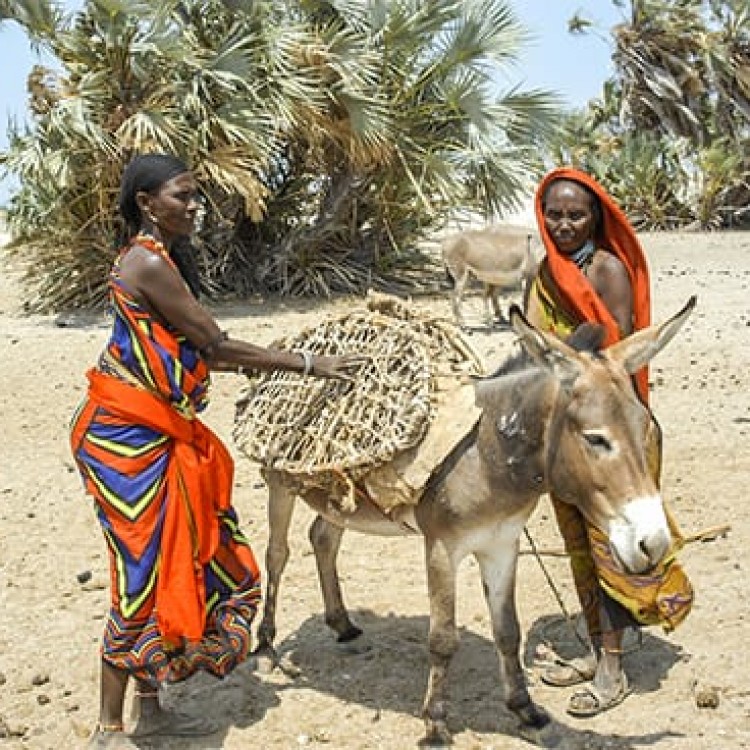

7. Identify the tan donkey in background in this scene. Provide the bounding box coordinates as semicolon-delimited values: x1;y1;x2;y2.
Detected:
442;225;539;328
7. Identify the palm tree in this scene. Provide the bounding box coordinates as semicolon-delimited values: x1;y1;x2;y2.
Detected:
552;0;749;229
3;0;560;310
613;0;710;143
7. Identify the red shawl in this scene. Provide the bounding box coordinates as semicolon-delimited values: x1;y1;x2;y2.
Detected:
81;369;233;644
534;167;651;402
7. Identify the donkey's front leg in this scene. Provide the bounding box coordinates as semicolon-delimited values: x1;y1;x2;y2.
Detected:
450;273;469;329
422;537;460;746
485;284;505;325
255;471;296;671
476;522;549;731
309;516;362;642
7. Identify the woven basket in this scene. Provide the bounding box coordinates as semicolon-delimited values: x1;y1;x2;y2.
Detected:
233;294;483;507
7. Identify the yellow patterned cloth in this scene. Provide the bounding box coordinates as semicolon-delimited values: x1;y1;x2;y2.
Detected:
588;523;692;633
552;497;693;636
526;269;580;341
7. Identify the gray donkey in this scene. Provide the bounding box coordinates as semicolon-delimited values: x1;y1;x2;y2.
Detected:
253;297;696;746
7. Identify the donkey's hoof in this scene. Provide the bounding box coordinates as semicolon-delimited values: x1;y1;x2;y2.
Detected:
511;698;550;729
419;721;453;747
505;691;551;729
252;646;279;675
336;624;363;643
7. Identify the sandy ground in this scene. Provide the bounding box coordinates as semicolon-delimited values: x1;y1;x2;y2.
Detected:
1;231;749;750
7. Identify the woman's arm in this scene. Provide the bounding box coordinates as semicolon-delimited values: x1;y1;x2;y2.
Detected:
590;252;633;336
118;245;364;379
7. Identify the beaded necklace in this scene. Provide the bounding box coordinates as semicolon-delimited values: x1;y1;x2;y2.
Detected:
569;239;595;270
131;232;171;259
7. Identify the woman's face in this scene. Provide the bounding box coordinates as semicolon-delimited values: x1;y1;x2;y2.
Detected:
140;172;201;240
542;180;596;255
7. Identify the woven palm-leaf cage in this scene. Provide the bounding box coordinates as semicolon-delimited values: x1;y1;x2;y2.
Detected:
233;294;484;509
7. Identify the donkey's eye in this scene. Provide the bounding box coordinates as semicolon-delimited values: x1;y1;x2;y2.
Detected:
583;431;611;452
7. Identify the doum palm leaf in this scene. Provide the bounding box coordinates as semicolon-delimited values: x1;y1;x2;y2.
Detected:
0;0;58;37
3;0;561;311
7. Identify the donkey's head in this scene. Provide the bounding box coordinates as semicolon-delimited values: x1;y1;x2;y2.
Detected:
510;297;696;574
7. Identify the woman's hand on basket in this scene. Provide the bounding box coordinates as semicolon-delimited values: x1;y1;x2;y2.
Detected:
312;354;369;382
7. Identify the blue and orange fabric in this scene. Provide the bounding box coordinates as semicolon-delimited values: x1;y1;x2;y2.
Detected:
526;168;692;635
70;235;260;684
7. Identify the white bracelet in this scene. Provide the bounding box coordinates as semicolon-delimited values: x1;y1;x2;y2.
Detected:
299;350;313;377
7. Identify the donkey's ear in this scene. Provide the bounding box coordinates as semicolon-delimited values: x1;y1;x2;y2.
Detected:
509;304;583;385
608;296;697;374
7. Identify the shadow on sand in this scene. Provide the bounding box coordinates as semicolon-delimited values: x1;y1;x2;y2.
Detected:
138;608;687;748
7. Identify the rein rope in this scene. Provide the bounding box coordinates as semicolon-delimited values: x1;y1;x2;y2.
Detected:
523;526;589;650
526;377;590;650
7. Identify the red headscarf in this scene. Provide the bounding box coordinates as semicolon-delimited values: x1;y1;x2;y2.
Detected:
534;167;651;402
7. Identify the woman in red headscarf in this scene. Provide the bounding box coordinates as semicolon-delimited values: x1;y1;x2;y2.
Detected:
524;167;692;718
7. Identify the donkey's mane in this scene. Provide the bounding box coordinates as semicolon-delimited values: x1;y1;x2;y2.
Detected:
486;322;607;381
567;322;607;354
486;346;530;379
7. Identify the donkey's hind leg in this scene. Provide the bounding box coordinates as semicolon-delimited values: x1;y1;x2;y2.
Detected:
309;516;362;642
484;283;502;326
255;470;296;671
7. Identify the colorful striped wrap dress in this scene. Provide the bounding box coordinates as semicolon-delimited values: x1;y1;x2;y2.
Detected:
70;236;261;685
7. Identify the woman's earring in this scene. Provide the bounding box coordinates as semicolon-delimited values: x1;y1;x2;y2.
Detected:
146;211;158;226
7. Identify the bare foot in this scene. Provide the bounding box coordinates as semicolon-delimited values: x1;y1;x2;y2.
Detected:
592;651;624;697
567;657;631;718
567;673;631;717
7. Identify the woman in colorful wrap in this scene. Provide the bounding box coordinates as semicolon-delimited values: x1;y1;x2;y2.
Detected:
70;153;366;748
524;167;693;717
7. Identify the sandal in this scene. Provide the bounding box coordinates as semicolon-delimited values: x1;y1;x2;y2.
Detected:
130;709;218;738
567;674;631;718
540;656;596;687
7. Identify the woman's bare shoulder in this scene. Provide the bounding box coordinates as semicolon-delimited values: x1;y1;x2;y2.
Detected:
593;247;625;268
591;249;628;280
120;242;173;278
